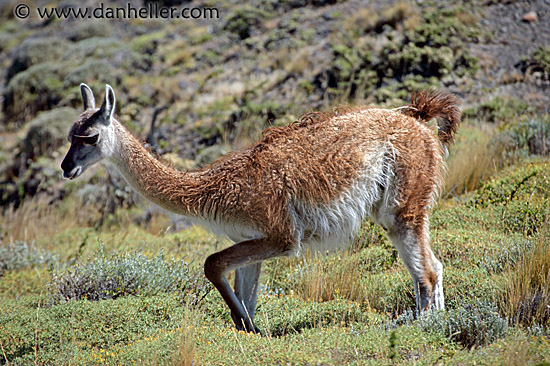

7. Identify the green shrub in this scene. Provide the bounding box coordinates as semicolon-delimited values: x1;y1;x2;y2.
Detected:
64;60;118;87
3;61;70;126
321;4;479;103
443;268;498;306
224;7;273;39
66;20;113;42
0;241;58;276
23;107;77;160
195;145;229;167
50;250;210;304
357;246;396;272
463;96;530;124
132;31;166;54
393;303;509;349
6;37;69;81
377;5;479;81
418;303;509;348
477;240;533;274
362;270;415;313
472;162;550;208
257;295;368;336
353;219;389;250
64;36;152;73
381;42;454;79
328;42;377;99
528;46;550;79
501;200;549;236
63;36;125;61
508;117;550;156
0;294;185;365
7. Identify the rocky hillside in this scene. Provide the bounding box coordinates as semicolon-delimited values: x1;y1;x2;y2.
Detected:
0;0;548;212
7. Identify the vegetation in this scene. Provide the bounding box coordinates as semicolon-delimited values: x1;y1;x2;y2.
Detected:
1;0;549;364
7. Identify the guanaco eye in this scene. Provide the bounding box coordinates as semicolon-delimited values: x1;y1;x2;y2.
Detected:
75;134;99;145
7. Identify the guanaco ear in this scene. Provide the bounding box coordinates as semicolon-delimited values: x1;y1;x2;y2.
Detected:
99;84;116;125
80;83;96;110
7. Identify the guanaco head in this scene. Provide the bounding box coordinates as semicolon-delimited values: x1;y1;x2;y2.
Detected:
61;83;117;180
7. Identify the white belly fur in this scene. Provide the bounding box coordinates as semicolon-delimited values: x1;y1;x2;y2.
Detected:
290;147;396;254
189;217;265;243
190;148;396;254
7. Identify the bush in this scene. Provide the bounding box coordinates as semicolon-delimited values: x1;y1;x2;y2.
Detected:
224;7;273;39
392;303;509;349
463;96;530;124
501;200;549;236
257;295;367;336
317;3;480;103
472;162;550;208
508;118;550;156
418;303;509;348
477;240;533;274
23;107;77;161
50;250;211;304
0;241;58;276
532;46;550;73
6;37;69;81
0;294;186;365
64;59;118;87
3;62;70;126
66;20;113;42
519;46;550;80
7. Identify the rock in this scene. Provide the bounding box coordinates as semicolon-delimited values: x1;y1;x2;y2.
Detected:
522;11;538;23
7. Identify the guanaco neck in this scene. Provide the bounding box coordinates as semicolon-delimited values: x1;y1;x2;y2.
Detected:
106;120;204;217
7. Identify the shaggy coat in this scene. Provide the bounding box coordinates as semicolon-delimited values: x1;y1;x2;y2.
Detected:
62;86;461;333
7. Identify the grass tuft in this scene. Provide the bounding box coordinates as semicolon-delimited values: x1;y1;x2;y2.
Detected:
172;309;202;366
444;123;509;196
290;252;366;304
500;222;550;327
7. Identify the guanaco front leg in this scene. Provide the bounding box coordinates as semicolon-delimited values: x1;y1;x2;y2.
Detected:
204;238;288;332
233;262;262;326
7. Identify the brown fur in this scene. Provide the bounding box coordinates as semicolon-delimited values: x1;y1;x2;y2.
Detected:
65;88;461;329
112;92;459;261
402;91;461;145
69;91;460;319
115;107;372;244
394;91;461;294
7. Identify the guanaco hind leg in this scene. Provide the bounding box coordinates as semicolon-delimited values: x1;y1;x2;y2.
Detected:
386;219;444;312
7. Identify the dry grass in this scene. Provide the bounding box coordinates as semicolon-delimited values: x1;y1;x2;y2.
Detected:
172;309;201;366
444;123;509;196
0;196;103;243
500;220;550;327
291;251;367;304
0;192;175;244
346;2;419;34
